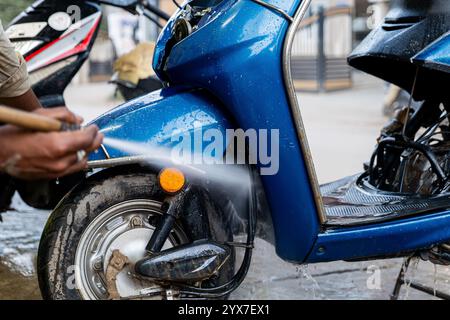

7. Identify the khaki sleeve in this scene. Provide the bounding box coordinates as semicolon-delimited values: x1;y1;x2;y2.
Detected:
0;22;30;98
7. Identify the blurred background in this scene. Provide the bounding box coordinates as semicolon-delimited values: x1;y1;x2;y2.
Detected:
2;0;448;300
0;0;385;89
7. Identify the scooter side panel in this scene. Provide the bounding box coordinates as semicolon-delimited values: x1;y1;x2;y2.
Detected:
156;0;321;262
306;211;450;263
88;86;232;160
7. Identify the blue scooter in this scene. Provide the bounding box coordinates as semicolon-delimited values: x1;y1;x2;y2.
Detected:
31;0;450;299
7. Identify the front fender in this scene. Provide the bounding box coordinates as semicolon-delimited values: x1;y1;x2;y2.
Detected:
88;86;232;163
86;87;275;246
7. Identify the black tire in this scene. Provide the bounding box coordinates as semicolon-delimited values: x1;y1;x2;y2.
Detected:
37;168;235;300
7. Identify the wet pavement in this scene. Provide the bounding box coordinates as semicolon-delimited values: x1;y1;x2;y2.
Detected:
1;74;450;299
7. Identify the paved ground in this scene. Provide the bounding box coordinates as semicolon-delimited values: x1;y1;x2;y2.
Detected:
1;73;450;300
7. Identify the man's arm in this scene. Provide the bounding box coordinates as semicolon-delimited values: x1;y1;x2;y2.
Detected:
0;89;43;111
0;22;104;180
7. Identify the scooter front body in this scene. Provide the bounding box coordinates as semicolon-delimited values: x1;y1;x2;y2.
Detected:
89;0;450;265
91;0;320;263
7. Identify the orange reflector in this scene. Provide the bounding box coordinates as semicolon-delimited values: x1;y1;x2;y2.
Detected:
159;168;186;194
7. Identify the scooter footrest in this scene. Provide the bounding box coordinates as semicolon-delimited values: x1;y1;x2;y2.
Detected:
321;174;450;226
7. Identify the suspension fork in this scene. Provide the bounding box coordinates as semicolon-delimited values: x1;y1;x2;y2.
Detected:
139;165;257;299
145;185;192;254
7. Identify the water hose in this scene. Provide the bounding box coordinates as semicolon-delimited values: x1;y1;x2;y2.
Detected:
0;105;80;132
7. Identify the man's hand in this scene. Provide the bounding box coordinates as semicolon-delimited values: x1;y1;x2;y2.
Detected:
33;106;84;125
0;107;103;180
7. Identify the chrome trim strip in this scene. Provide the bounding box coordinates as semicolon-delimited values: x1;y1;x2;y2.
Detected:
88;156;152;169
250;0;294;22
88;156;207;177
100;144;111;159
282;0;327;224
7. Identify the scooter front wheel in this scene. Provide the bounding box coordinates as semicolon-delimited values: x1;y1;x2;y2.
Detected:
37;170;235;300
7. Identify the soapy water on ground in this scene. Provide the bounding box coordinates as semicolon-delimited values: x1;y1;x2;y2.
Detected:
0;195;48;276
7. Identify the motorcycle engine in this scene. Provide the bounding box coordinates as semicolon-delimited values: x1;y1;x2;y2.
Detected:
393;140;450;195
370;99;450;196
